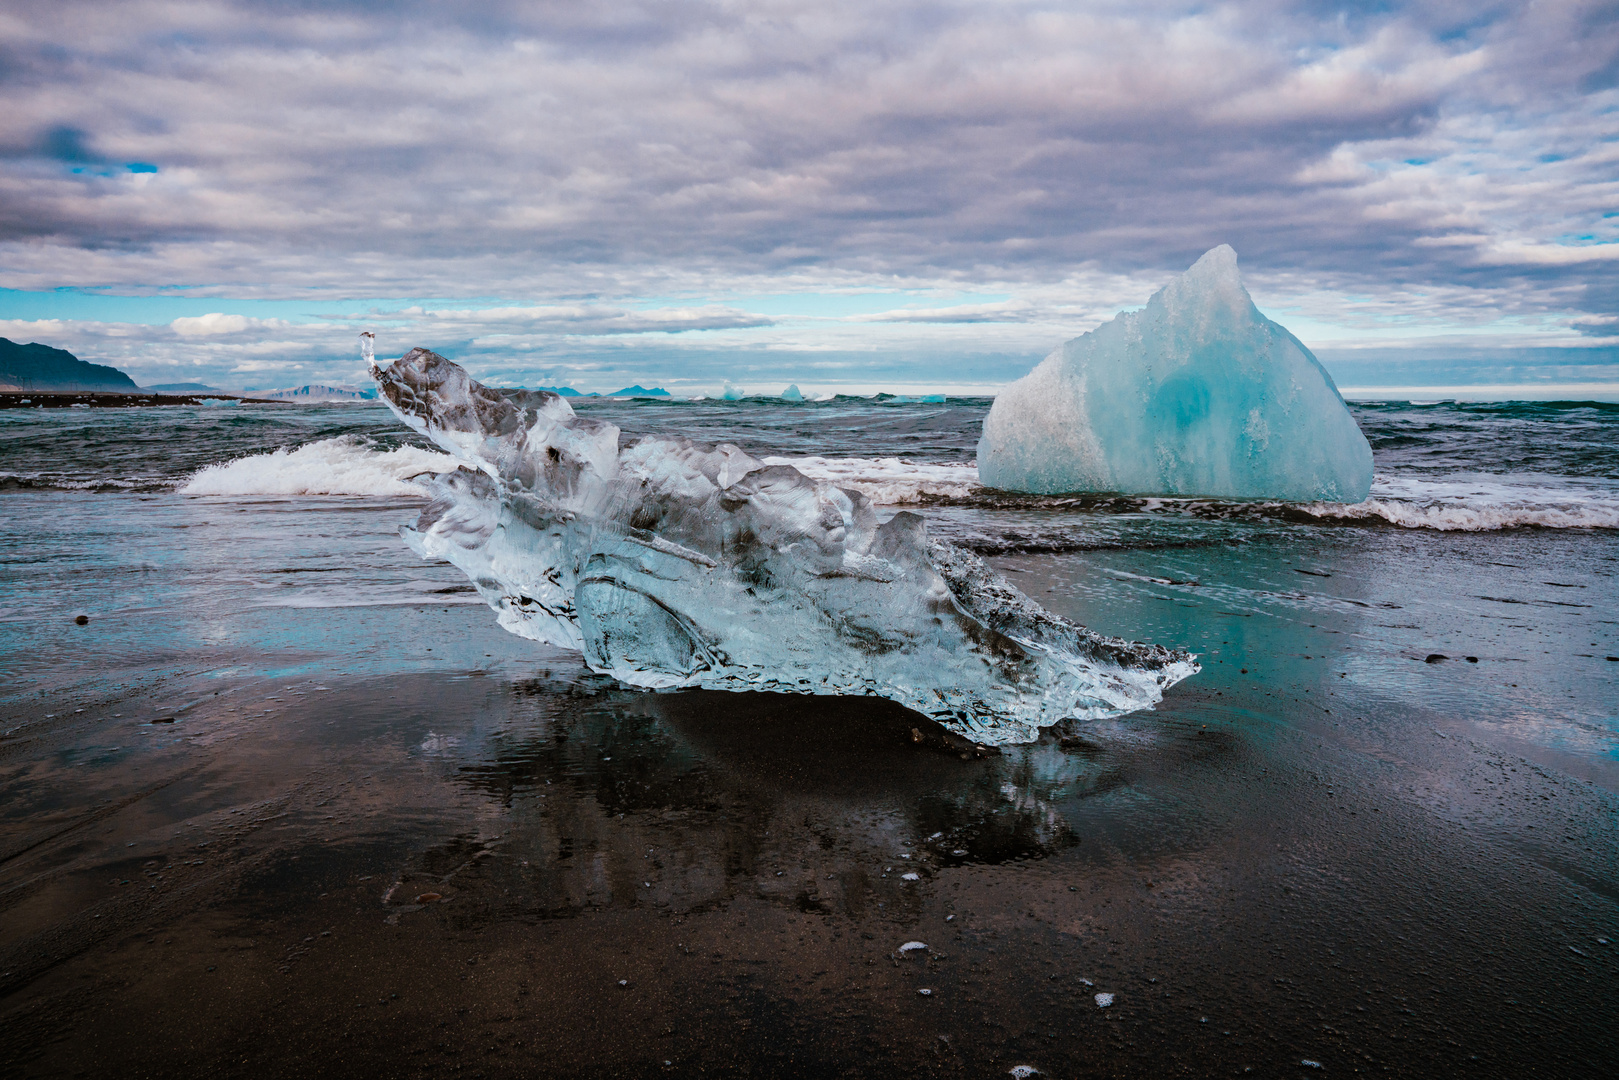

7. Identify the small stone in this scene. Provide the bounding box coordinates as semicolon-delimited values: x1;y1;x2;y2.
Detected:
918;988;932;995
74;615;89;625
152;717;175;724
416;892;443;903
618;979;629;987
1466;656;1479;663
1425;653;1448;663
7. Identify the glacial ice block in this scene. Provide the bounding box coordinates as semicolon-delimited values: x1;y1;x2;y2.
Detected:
977;246;1373;501
369;346;1197;745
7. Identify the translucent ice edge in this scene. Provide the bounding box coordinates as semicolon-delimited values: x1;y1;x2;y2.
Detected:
366;346;1197;745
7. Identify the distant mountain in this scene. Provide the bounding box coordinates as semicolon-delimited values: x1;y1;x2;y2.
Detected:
533;385;582;396
147;382;225;393
259;384;380;402
0;338;139;392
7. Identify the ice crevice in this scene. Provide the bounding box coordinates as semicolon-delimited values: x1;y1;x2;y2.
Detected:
369;344;1197;745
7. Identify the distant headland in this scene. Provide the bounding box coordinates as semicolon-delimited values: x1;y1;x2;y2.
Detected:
0;337;140;393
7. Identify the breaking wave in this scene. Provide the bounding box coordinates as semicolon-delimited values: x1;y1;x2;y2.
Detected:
762;455;980;503
1300;475;1619;531
179;436;458;497
171;441;1619;531
774;457;1619;531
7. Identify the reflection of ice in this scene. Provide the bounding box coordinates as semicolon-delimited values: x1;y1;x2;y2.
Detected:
395;685;1119;920
371;346;1196;744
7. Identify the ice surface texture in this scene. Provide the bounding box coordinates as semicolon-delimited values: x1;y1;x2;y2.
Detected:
370;347;1197;744
978;246;1373;501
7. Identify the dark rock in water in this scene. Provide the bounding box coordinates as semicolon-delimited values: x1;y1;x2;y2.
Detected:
152;716;175;724
0;338;139;392
1466;656;1479;662
74;614;89;625
1425;653;1448;663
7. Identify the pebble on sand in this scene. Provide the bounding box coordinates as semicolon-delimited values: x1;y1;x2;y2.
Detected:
415;892;442;903
74;614;89;625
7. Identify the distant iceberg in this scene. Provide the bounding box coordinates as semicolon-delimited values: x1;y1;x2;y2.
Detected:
368;345;1196;744
259;383;381;403
721;381;746;401
977;246;1372;502
780;384;804;401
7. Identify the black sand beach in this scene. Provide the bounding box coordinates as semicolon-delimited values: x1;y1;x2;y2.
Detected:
3;598;1615;1079
3;399;1617;1077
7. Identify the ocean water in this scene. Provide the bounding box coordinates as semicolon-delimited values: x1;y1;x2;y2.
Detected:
2;396;1616;1076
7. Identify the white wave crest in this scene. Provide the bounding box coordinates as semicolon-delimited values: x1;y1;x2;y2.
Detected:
179;436;458;497
762;455;979;503
1305;475;1619;531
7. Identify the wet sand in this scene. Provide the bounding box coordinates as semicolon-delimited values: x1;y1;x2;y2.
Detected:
3;601;1616;1079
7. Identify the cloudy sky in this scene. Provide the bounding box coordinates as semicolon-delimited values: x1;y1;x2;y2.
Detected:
1;0;1616;394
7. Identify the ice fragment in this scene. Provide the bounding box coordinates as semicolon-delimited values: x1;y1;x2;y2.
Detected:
370;346;1198;744
898;941;927;954
1095;992;1114;1007
978;246;1372;501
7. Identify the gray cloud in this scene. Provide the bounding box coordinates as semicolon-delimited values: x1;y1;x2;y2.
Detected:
0;0;1615;387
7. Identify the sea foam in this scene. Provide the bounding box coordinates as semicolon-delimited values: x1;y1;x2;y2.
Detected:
1303;475;1619;531
762;456;980;503
178;435;457;497
175;439;1619;531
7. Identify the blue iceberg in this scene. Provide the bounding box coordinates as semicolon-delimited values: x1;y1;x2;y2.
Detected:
977;246;1373;502
367;344;1197;745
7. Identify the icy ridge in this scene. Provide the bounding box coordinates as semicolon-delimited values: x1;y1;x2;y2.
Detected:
370;345;1196;744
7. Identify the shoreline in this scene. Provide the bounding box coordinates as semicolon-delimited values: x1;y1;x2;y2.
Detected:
0;391;286;409
2;659;1614;1078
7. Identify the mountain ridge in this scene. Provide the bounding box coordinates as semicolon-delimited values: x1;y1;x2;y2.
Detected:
0;338;140;392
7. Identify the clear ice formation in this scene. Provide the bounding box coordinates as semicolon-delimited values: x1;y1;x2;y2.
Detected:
368;345;1197;745
977;246;1373;501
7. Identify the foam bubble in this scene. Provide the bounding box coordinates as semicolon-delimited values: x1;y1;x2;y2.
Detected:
179;436;458;497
